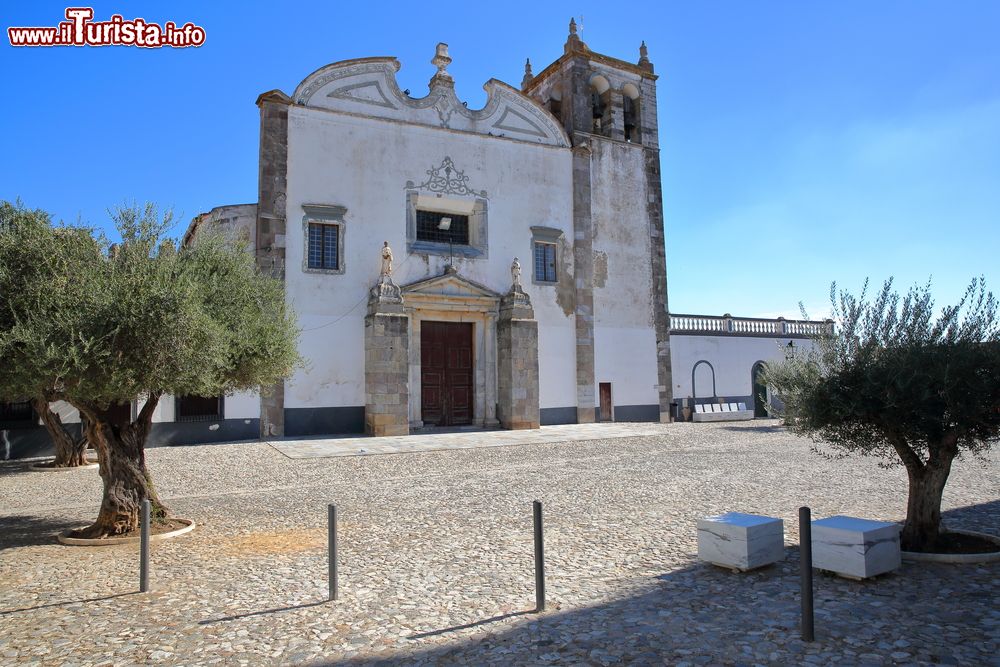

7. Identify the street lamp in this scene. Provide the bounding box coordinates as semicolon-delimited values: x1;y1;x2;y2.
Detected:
438;216;453;270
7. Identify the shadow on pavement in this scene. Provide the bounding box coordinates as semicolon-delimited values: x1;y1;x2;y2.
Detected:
320;546;993;666
0;591;136;616
0;514;90;551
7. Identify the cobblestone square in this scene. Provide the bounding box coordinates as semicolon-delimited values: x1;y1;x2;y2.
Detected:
1;422;997;666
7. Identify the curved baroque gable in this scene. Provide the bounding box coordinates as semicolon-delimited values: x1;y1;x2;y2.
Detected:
290;57;569;148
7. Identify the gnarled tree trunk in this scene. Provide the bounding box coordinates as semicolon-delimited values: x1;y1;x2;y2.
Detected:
70;394;169;538
898;433;958;552
32;398;89;467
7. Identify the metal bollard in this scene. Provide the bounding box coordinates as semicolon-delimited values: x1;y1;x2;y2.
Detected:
799;506;815;642
328;504;338;601
140;499;151;593
533;500;545;612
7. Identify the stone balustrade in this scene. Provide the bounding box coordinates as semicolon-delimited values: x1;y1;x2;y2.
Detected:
669;313;834;338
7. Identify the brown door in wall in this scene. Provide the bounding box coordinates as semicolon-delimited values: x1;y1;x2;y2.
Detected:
599;382;612;421
421;321;474;426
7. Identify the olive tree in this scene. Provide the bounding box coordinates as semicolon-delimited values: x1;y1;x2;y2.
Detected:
0;201;299;538
763;278;1000;552
0;201;93;467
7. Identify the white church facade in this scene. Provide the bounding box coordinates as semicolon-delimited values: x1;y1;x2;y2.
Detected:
242;23;673;438
1;25;833;458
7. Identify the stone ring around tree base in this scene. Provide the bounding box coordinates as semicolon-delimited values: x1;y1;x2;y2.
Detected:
30;459;99;472
57;518;196;546
901;529;1000;564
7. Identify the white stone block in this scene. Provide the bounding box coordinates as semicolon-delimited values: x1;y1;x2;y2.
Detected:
812;515;901;579
697;512;785;571
692;409;754;422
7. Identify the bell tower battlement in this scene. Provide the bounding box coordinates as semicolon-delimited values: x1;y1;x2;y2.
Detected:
521;19;658;149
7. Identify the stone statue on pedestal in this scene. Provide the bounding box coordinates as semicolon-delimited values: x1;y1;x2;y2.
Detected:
380;241;393;277
370;241;403;313
511;257;522;288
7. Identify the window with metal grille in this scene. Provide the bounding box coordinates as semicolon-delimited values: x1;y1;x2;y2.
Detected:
105;401;133;426
533;242;557;282
176;395;222;422
307;222;339;270
0;400;33;425
416;210;469;245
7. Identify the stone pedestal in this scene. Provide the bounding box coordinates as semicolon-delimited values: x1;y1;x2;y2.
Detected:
812;515;901;579
497;287;539;430
697;512;785;571
364;277;409;437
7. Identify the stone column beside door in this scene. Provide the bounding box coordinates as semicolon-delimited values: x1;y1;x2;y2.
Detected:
497;287;540;430
364;276;410;436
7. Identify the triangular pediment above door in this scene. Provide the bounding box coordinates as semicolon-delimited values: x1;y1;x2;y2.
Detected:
401;272;501;301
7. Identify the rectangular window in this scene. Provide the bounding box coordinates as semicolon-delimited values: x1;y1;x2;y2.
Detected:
176;395;222;422
106;401;133;426
416;210;469;245
307;222;339;270
533;241;557;282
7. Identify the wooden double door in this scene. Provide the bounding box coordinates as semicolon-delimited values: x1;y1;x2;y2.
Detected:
421;321;474;426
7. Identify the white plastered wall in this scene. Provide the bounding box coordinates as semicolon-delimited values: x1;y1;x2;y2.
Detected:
669;334;818;400
283;105;576;412
590;140;658;407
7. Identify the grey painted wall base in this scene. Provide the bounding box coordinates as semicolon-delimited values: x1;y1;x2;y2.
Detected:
539;405;660;426
285;407;365;437
540;406;577;426
148;419;260;446
2;424;82;461
611;404;660;422
2;420;256;460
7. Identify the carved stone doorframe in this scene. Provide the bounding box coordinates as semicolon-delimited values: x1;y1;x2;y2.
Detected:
400;273;500;429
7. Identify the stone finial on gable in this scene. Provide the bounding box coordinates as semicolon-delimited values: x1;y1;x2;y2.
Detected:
429;42;454;88
564;17;588;54
521;58;533;92
638;40;654;72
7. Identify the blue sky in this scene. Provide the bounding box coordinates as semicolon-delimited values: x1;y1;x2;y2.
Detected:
2;1;997;319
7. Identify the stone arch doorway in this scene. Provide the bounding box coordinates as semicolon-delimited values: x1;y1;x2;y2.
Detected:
692;360;716;399
751;361;769;418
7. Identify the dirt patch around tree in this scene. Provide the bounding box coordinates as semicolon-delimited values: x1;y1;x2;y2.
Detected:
221;528;325;556
910;531;1000;555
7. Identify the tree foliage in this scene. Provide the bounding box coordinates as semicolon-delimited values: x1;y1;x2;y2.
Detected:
764;278;1000;550
1;201;299;409
0;200;300;536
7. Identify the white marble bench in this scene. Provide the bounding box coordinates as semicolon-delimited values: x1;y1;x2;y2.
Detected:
697;512;785;571
812;515;901;579
692;402;755;422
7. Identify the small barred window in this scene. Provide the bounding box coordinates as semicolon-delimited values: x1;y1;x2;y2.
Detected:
533;242;557;282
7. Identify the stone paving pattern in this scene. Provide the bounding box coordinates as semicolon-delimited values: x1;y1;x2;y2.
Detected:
271;423;673;459
0;421;997;666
